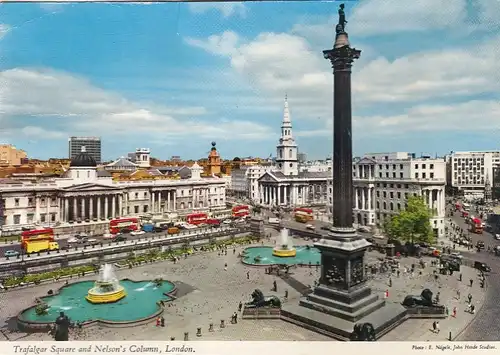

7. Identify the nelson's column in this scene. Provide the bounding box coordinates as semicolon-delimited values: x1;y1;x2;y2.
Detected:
280;4;408;340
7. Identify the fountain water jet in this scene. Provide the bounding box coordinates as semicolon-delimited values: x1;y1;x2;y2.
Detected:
272;228;297;257
86;264;127;304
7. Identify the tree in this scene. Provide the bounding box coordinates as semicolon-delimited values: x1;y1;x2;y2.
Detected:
383;195;434;244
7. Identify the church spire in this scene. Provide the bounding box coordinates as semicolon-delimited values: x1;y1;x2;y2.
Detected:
283;94;291;124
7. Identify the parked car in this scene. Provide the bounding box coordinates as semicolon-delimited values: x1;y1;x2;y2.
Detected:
305;224;316;231
4;250;19;257
450;252;463;260
87;238;99;245
103;233;115;239
131;230;145;236
474;261;491;272
223;220;232;225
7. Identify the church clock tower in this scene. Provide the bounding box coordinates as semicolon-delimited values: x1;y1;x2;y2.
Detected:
276;95;298;176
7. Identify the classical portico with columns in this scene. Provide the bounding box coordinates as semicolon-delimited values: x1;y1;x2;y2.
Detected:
256;96;331;208
0;149;227;235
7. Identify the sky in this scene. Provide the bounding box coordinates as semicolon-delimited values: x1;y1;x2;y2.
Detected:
0;0;499;162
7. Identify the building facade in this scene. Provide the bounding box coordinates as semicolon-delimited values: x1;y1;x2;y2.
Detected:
327;152;446;238
68;136;102;164
0;148;226;235
447;150;500;199
127;148;151;168
0;144;27;166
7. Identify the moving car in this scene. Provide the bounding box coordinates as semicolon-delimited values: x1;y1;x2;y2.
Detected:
305;224;316;231
450;252;463;260
4;250;19;257
87;238;99;245
131;230;146;236
223;220;232;225
103;233;115;239
67;237;79;244
112;235;127;242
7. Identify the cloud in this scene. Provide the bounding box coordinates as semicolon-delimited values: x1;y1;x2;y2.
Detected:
0;68;273;141
348;0;468;36
354;100;500;134
0;24;11;39
185;27;500;135
187;2;247;18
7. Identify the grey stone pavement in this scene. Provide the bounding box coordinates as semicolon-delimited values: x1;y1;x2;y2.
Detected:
0;227;486;342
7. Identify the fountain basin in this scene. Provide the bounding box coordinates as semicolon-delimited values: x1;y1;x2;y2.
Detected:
272;248;297;257
243;246;320;266
86;281;127;304
17;279;177;332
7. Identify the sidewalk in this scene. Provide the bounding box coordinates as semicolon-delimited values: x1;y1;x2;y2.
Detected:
379;262;486;341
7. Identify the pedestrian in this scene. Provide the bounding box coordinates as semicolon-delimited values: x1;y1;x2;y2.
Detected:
284;289;288;300
459;273;463;281
432;321;437;333
468;293;472;303
273;280;277;292
435;321;440;333
470;279;473;287
471;304;475;314
456;289;460;300
397;270;400;278
453;307;457;317
389;278;392;287
247;271;250;280
224;263;228;271
238;301;242;312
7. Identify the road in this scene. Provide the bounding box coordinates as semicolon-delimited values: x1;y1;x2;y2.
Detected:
448;203;500;341
0;225;235;257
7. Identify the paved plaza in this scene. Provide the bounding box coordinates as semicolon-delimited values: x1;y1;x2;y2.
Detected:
0;228;486;342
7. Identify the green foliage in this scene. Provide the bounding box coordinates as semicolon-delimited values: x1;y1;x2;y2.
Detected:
383;195;434;244
3;265;95;288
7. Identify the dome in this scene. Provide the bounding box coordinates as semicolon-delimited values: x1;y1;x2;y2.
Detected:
70;146;97;168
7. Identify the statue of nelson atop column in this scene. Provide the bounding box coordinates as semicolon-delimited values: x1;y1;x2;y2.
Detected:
336;3;348;34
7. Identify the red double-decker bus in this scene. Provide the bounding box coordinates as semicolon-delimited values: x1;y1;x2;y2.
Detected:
293;208;314;221
232;205;250;218
109;217;140;234
470;218;483;234
21;228;54;242
186;212;208;225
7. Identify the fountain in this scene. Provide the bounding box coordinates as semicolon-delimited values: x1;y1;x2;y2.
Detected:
272;228;297;257
86;264;127;304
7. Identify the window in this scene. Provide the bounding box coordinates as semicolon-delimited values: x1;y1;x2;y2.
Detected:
390;202;394;211
376;191;380;197
376;201;380;209
383;191;387;198
51;213;56;222
143;205;148;213
404;184;409;189
144;192;148;198
400;164;403;169
87;171;90;178
397;184;401;188
40;214;46;223
400;172;403;178
383;202;387;209
279;150;283;158
392;164;396;169
430;164;434;169
422;173;426;178
13;214;20;224
28;198;34;206
27;213;34;223
14;198;19;207
135;193;139;199
134;206;139;213
379;172;382;178
386;172;389;178
392;172;396;178
430;173;434;178
397;192;401;199
397;203;401;210
422;164;426;169
279;163;282;168
415;164;419;169
415;173;419;178
390;192;394;198
289;149;293;158
289;163;293;168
